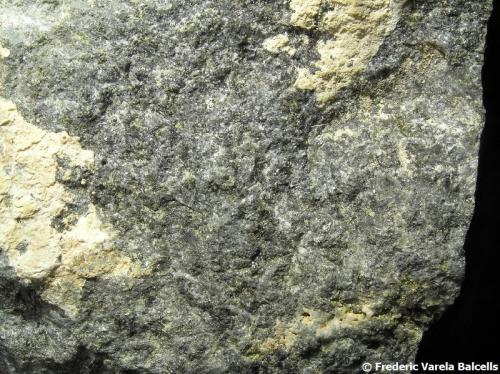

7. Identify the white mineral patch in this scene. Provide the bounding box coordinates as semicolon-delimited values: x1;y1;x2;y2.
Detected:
0;1;93;45
0;46;10;59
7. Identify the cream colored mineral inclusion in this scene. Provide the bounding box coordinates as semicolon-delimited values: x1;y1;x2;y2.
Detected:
0;46;10;59
290;0;322;30
262;34;296;56
0;97;146;316
256;303;374;354
291;0;403;104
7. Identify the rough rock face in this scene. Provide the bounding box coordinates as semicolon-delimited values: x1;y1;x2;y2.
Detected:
0;0;491;372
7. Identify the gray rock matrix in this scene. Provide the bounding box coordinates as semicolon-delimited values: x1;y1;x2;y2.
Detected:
0;0;491;373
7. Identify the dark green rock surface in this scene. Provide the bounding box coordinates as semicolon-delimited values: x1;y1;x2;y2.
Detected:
0;0;491;372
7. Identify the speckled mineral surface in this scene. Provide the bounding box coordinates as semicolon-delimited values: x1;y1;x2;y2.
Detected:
0;0;492;373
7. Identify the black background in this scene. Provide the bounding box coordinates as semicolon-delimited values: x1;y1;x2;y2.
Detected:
416;0;500;368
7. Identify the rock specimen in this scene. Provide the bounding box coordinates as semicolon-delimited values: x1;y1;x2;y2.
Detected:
0;0;491;372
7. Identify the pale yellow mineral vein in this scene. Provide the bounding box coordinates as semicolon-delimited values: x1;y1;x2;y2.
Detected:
396;141;413;176
291;0;404;104
0;96;147;316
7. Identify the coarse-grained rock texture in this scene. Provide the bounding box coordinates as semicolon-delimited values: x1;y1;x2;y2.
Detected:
0;0;492;372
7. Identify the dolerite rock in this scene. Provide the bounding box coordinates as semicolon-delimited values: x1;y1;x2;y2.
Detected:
0;0;491;372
